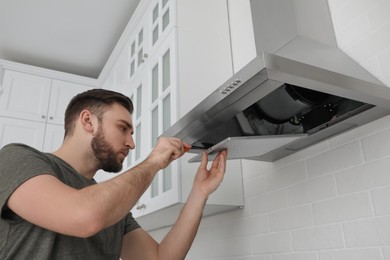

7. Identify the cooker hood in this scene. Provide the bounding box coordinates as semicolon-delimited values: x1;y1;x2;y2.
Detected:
162;0;390;162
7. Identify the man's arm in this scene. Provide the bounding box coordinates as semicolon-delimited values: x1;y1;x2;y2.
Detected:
121;150;227;260
6;137;188;238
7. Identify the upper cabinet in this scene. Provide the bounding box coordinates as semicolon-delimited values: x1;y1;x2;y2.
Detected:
0;70;92;125
0;71;52;122
0;70;93;151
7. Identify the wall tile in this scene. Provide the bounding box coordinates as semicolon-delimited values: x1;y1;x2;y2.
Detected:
244;175;267;198
343;216;390;246
270;205;313;231
192;237;252;258
242;160;276;179
334;15;370;48
218;214;269;238
273;252;318;260
236;256;272;260
335;156;390;194
327;0;353;12
383;247;390;260
252;232;291;254
306;141;363;178
250;190;287;215
265;161;307;192
331;0;382;29
313;192;373;224
362;128;390;161
292;224;344;250
372;185;390;215
368;0;390;29
346;22;390;63
287;175;337;206
319;248;383;260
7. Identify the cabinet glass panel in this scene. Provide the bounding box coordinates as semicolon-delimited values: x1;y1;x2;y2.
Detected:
153;4;159;23
162;9;170;31
162;0;169;8
152;64;159;102
162;94;171;132
152;25;159;45
151;174;159;198
130;61;135;77
131;42;136;57
136;85;142;120
151;107;159;147
135;123;141;160
138;29;143;45
163;164;172;192
162;49;170;90
138;48;144;66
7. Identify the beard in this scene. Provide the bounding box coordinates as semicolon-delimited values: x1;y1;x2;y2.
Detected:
91;126;123;173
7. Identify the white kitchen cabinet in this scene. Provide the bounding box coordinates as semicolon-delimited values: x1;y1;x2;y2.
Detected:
0;70;92;125
0;70;52;122
0;117;46;150
0;70;92;152
0;117;64;152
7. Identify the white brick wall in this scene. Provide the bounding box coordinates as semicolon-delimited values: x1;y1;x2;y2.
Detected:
149;0;390;258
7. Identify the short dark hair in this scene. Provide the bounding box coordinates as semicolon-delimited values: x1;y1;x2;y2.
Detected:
64;88;133;137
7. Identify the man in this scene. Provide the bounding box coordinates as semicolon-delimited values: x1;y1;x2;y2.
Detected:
0;88;227;259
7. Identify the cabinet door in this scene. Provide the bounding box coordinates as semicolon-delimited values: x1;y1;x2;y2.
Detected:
48;80;92;125
141;30;179;216
0;116;45;150
0;70;51;122
43;124;64;152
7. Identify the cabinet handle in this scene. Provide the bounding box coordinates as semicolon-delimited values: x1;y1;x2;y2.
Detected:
42;115;46;119
136;204;146;210
49;116;53;120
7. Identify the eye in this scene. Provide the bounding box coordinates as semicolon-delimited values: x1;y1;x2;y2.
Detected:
120;125;127;132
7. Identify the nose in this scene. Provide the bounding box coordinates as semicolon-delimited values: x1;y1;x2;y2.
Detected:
126;134;136;150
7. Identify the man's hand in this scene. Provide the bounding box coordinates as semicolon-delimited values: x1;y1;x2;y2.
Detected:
192;150;227;197
148;137;191;170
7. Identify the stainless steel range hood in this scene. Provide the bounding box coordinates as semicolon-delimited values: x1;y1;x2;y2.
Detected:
162;0;390;162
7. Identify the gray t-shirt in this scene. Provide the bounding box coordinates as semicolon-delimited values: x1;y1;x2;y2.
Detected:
0;143;140;259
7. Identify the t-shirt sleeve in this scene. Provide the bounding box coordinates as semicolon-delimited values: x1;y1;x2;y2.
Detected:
0;144;56;211
124;211;141;234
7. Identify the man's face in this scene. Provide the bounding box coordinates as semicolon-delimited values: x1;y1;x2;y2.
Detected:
90;103;134;173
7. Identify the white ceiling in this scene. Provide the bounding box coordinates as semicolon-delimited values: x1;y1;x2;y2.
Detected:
0;0;141;79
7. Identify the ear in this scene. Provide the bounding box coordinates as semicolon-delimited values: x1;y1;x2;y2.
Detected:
79;110;97;134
